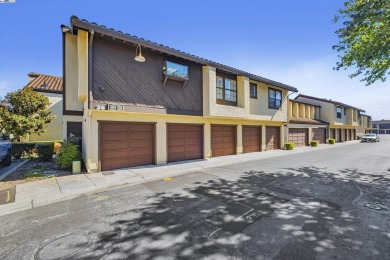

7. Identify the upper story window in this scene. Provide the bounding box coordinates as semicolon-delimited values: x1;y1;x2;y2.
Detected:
164;61;188;79
268;88;282;109
344;107;347;116
250;83;257;99
336;107;342;118
216;75;237;105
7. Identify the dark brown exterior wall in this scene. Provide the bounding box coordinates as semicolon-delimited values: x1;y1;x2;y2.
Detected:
91;36;203;115
92;36;203;115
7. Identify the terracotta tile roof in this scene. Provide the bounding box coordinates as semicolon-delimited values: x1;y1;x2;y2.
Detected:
289;117;329;125
26;72;63;93
295;94;365;112
64;16;298;93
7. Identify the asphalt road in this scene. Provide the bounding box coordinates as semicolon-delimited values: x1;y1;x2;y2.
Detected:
0;136;389;260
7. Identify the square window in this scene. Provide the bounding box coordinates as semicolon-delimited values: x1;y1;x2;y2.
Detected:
268;88;282;109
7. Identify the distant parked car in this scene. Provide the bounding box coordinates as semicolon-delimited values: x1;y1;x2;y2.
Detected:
0;133;12;166
360;133;380;143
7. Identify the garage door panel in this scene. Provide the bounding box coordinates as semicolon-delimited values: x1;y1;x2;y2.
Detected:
129;139;154;148
211;125;236;157
242;126;261;153
101;122;154;171
102;149;128;160
167;124;203;163
312;128;326;144
102;124;128;132
128;132;154;140
102;140;128;150
288;128;307;147
168;132;185;139
102;132;128;141
266;126;280;150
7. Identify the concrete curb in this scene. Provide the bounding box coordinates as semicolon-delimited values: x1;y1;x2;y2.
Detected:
0;141;360;217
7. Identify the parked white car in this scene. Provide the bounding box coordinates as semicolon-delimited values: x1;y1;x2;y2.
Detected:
360;133;380;143
0;132;12;166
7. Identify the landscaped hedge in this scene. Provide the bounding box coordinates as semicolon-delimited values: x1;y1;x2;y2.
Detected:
11;143;36;159
36;142;54;162
328;139;336;144
56;142;82;170
310;140;319;147
285;142;294;150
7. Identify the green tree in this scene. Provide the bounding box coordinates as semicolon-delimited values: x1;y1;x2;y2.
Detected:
333;0;390;85
0;87;56;138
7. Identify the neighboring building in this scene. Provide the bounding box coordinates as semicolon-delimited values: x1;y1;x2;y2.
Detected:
295;94;364;142
27;72;63;142
370;120;390;134
287;99;328;147
357;113;372;137
62;16;298;172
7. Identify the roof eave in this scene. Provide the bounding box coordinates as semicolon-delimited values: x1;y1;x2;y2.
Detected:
70;17;298;93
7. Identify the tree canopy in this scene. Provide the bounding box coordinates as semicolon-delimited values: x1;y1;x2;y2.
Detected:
333;0;390;85
0;87;56;137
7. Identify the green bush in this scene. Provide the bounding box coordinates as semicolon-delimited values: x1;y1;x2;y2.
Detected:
36;142;54;161
310;140;319;147
56;142;82;170
11;143;36;159
328;138;336;144
284;142;294;150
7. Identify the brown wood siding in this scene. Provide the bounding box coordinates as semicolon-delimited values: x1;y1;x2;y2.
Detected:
242;126;261;153
211;125;236;157
312;128;326;144
167;124;203;163
92;36;203;115
100;122;154;171
288;128;308;147
266;126;280;150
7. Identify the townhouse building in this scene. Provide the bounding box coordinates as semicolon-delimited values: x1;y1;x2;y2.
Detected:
295;94;365;142
357;113;372;137
371;120;390;135
62;16;298;172
287;99;328;147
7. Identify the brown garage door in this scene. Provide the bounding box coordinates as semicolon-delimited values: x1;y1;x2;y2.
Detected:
288;128;308;147
243;126;261;153
338;129;342;142
211;125;236;157
330;128;335;139
100;122;154;171
266;126;280;150
312;128;326;144
167;124;203;163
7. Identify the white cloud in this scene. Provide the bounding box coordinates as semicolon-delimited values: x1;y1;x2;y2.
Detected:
250;57;390;120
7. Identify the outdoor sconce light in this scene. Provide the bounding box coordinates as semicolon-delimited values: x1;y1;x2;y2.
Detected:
134;44;145;62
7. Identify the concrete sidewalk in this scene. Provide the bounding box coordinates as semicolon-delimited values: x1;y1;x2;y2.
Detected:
0;141;359;216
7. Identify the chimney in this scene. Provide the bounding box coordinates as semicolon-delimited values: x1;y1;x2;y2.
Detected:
28;72;39;83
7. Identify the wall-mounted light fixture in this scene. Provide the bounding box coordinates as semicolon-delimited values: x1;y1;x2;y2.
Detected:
134;44;145;62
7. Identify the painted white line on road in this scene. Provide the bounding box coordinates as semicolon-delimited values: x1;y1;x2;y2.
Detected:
0;159;30;181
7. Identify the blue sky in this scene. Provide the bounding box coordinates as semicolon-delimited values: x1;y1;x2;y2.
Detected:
0;0;389;119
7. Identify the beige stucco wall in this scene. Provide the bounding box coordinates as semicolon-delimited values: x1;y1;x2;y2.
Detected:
65;33;83;112
77;30;89;102
296;97;336;124
85;110;285;172
29;92;63;142
202;66;289;122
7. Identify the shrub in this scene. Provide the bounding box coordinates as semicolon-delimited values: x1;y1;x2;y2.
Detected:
11;143;36;159
310;140;319;147
284;142;294;150
328;138;336;144
36;142;54;161
53;142;62;154
56;142;82;170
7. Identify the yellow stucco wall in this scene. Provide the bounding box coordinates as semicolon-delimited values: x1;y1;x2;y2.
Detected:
65;33;83;112
77;29;89;102
29;92;63;142
85;110;285;172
